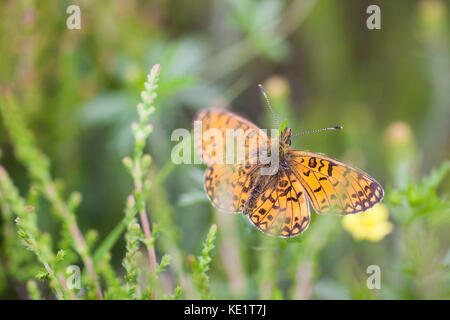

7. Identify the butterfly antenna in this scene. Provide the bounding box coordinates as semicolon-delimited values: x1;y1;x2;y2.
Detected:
291;126;343;137
258;84;280;128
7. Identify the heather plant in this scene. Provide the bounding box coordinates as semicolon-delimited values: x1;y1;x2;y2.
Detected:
0;65;216;299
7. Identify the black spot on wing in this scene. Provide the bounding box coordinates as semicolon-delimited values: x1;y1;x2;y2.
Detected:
308;157;317;168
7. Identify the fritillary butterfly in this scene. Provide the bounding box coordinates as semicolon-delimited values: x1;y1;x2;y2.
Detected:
194;101;384;238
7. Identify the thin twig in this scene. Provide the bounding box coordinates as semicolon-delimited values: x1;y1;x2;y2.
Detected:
139;210;157;298
123;64;161;299
45;184;103;300
43;262;64;300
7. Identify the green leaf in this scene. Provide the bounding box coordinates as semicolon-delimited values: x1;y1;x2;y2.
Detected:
93;219;127;264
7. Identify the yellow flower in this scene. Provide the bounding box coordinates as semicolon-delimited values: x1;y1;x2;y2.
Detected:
342;204;393;242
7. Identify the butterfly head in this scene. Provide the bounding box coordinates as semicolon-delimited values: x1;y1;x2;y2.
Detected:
280;127;292;145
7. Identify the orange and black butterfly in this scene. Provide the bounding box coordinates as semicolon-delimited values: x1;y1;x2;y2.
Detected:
194;86;384;238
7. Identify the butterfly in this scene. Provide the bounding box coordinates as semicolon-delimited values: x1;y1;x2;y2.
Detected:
194;90;384;238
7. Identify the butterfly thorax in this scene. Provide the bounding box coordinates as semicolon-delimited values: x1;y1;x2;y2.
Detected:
278;127;292;159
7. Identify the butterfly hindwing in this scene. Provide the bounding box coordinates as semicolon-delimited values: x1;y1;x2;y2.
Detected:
288;151;384;214
204;159;260;212
245;169;310;237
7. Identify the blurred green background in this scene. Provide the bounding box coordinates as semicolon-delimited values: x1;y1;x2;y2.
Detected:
0;0;449;299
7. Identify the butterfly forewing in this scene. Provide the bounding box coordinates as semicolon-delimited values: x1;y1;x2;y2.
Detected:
287;151;384;214
194;108;270;166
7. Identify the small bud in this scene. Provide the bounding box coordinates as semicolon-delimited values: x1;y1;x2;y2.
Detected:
126;195;136;208
68;192;82;211
385;121;412;147
143;179;152;194
130;223;141;234
151;64;161;75
142;154;152;169
122;157;133;171
141;91;148;103
55;249;66;262
135;130;146;144
144;82;152;91
17;230;28;239
144;124;153;135
173;286;183;299
86;229;99;247
419;0;446;34
137;102;145;114
36;270;50;281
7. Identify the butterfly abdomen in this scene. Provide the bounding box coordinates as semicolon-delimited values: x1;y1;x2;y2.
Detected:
243;176;269;215
243;184;261;215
